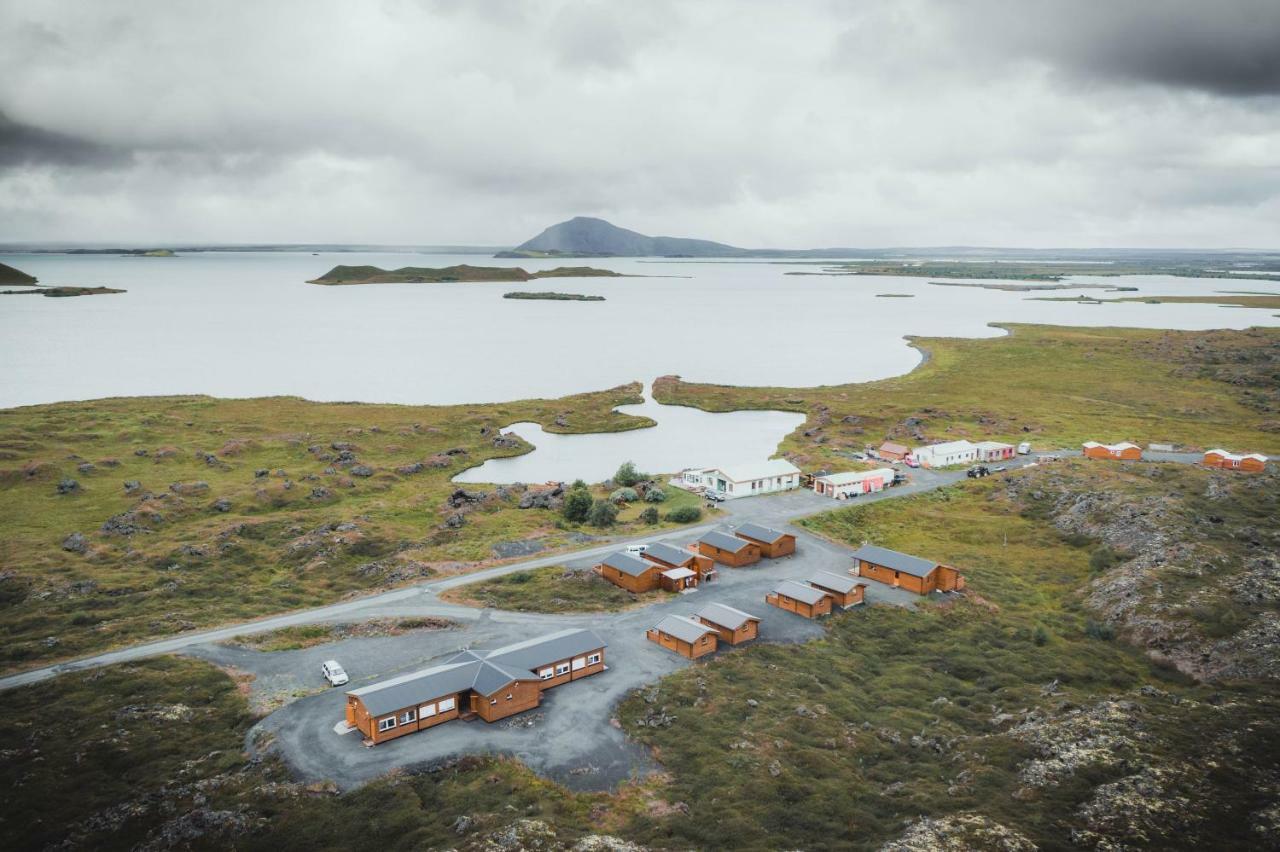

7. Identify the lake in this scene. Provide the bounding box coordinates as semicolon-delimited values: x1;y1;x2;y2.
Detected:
2;251;1276;482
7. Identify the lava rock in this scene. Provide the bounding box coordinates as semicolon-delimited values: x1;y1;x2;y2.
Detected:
62;532;88;554
56;477;80;494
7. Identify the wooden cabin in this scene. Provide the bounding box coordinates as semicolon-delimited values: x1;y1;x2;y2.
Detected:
346;628;606;745
697;530;762;567
1203;449;1268;472
878;441;911;461
643;541;717;582
647;614;718;659
659;566;698;592
1082;441;1142;461
733;522;796;558
595;550;662;593
767;579;834;619
808;570;867;608
695;602;761;645
851;543;964;595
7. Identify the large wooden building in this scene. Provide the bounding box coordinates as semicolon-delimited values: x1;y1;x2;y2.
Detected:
851;543;964;595
766;579;834;619
697;530;762;567
1203;448;1268;472
643;542;717;583
595;551;662;593
647;614;719;658
1082;441;1142;460
346;628;606;745
695;602;761;645
878;441;911;461
808;571;867;608
733;522;796;558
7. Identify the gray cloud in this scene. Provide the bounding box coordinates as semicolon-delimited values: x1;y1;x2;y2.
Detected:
0;0;1277;247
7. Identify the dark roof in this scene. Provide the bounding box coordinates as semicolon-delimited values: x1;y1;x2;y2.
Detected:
809;570;861;595
653;614;718;644
696;602;760;630
349;628;607;716
880;441;910;454
774;579;830;606
734;522;790;544
643;542;695;566
601;551;656;577
699;530;753;553
851;544;939;578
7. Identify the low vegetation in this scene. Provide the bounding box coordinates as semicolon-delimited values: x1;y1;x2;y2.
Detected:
442;565;649;612
653;325;1280;471
1;285;126;297
503;291;605;301
0;382;730;672
226;616;454;652
786;258;1280;284
307;264;622;285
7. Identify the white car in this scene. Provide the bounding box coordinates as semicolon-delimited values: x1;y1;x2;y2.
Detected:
625;543;649;555
321;660;348;687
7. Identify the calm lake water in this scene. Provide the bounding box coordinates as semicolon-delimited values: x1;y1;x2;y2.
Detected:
2;251;1276;481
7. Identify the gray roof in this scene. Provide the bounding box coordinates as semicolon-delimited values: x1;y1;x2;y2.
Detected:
653;614;718;644
699;530;754;553
809;570;861;595
643;542;695;566
601;551;656;577
851;544;939;578
775;579;831;606
734;522;790;544
696;602;760;630
350;628;607;716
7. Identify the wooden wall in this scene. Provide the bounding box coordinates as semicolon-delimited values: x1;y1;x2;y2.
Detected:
698;540;762;567
647;628;717;658
599;563;659;593
737;533;796;558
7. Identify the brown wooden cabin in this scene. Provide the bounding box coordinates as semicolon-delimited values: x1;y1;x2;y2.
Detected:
346;628;606;745
767;579;834;619
1203;449;1268;472
595;550;662;593
851;543;964;595
643;542;717;582
647;614;718;659
733;522;796;558
878;441;911;461
697;530;762;567
695;602;761;645
808;570;867;608
1082;441;1143;460
659;566;698;592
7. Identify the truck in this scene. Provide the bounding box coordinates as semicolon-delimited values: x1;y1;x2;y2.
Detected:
1017;441;1031;455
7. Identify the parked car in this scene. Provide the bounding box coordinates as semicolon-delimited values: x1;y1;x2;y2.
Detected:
892;473;908;485
903;457;920;468
966;466;990;478
1017;441;1031;455
704;491;726;503
322;660;349;687
625;543;649;555
850;452;867;461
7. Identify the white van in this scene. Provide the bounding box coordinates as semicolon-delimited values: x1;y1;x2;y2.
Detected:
625;543;649;555
1017;442;1031;455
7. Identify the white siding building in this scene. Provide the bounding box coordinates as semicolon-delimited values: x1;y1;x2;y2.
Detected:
974;441;1015;462
813;468;896;499
694;459;801;499
912;440;978;469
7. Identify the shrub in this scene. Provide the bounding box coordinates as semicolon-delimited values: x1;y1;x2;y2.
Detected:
610;487;639;504
570;479;588;491
1085;619;1115;641
509;571;533;584
639;507;659;524
588;499;618;527
643;487;668;503
1089;545;1121;574
665;505;702;523
561;490;593;523
614;461;646;487
1033;625;1049;646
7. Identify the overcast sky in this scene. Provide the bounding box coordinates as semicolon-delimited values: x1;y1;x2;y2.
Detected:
1;0;1278;248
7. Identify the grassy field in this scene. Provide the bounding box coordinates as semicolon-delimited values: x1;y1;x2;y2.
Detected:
0;383;721;672
653;325;1280;471
226;616;455;652
442;564;657;612
786;259;1280;284
1031;293;1280;309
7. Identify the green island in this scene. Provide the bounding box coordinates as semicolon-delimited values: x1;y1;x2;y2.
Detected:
1032;293;1280;310
503;291;605;301
874;292;914;297
1;285;126;298
784;259;1280;284
307;264;624;285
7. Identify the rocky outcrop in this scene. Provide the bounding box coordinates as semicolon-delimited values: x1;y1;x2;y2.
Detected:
880;814;1037;851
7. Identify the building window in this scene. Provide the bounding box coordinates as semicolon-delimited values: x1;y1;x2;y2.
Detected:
555;662;571;676
587;652;601;665
539;667;554;680
420;703;437;718
399;709;416;725
490;698;497;706
438;697;456;712
378;717;397;732
572;656;586;671
701;636;711;645
506;693;513;701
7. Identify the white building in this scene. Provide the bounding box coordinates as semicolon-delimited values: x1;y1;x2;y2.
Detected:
974;441;1015;462
692;459;801;499
813;468;896;499
911;440;978;468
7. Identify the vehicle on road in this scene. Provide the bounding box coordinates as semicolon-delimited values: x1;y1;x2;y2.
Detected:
966;466;990;478
321;660;348;687
625;543;649;555
892;473;908;485
850;452;867;460
903;456;920;468
704;491;726;503
1017;441;1031;454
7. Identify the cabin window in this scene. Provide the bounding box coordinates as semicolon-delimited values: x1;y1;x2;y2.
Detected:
555;662;571;676
894;571;900;579
701;636;711;645
489;698;497;706
378;717;397;732
506;693;513;701
587;652;601;665
539;667;555;680
399;709;416;725
420;703;437;718
438;697;456;712
572;656;586;671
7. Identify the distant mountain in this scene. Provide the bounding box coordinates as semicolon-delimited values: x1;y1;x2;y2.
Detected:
0;261;37;284
499;216;748;258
